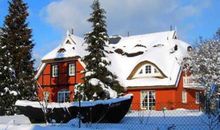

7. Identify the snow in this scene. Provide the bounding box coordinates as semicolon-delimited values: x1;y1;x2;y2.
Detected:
0;115;30;124
98;62;105;67
85;71;95;77
89;78;99;86
36;30;191;88
9;90;18;96
15;94;132;108
0;109;220;130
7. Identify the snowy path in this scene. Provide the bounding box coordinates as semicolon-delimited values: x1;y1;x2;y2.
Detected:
0;109;220;130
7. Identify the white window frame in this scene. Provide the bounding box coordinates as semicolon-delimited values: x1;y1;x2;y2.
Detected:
182;90;187;103
52;64;58;77
145;65;151;74
57;90;70;103
69;63;75;76
195;92;200;104
141;90;156;110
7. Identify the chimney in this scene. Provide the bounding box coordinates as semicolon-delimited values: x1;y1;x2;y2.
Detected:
71;28;74;34
170;25;173;31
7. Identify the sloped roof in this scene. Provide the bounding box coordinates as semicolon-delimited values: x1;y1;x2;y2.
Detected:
42;31;87;61
36;31;190;88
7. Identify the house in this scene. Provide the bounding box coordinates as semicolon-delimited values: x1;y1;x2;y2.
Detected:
35;30;204;110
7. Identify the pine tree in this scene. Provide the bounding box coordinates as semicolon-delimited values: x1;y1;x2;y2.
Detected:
0;0;35;114
82;0;123;100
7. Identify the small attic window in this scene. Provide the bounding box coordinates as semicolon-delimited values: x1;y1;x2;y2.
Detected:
139;69;143;74
133;63;163;79
187;46;192;52
66;40;71;44
109;35;121;44
58;48;66;53
154;68;159;73
174;45;178;51
145;65;151;74
174;35;177;39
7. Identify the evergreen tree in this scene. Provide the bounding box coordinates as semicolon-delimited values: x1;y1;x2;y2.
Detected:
82;0;123;100
0;0;35;114
0;29;17;115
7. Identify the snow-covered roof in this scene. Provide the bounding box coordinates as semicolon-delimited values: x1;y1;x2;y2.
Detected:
42;31;87;61
36;31;191;88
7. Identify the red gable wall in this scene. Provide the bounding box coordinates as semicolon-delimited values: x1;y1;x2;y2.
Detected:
37;59;84;102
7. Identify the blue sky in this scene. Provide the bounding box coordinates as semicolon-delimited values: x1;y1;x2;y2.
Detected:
0;0;220;67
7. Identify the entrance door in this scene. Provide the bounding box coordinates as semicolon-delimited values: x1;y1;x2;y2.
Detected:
141;91;156;110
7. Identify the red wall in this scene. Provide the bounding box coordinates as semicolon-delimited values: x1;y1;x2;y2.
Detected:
127;72;202;110
37;60;84;102
37;60;201;110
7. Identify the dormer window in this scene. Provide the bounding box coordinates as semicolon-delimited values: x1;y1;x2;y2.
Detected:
58;48;66;53
132;63;163;79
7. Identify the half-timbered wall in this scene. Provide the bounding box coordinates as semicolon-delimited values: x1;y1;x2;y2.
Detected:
37;60;84;102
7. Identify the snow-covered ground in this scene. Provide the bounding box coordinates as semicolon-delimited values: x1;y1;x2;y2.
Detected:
0;109;219;130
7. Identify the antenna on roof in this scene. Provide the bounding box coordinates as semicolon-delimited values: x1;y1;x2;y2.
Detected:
174;26;177;32
174;26;178;39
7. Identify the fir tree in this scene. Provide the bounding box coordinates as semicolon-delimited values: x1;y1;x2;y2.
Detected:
0;0;35;114
82;0;123;100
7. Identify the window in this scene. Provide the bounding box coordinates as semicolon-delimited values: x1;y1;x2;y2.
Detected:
133;63;163;79
195;92;200;104
154;68;159;73
182;90;187;103
57;90;70;103
141;91;156;110
145;65;151;74
139;69;143;74
52;65;58;77
69;63;75;76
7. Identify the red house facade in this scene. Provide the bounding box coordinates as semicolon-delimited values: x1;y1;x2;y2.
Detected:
36;58;84;102
35;31;204;110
